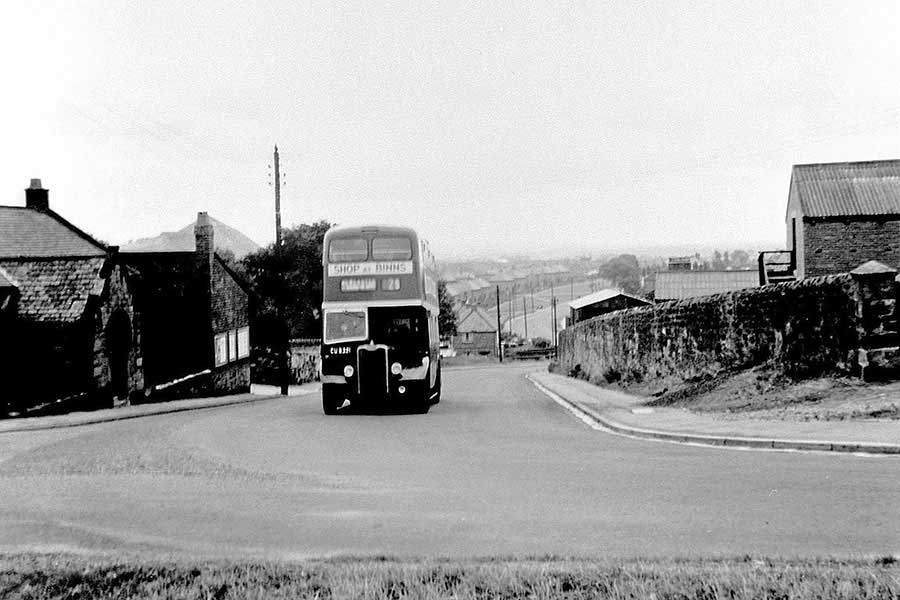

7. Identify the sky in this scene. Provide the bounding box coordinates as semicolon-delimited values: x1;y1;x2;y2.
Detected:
1;1;898;259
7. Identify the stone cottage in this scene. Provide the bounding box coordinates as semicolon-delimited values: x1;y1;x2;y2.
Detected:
1;180;252;414
121;212;252;396
0;180;143;411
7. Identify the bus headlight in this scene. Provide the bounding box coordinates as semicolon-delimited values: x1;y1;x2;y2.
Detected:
343;365;354;378
390;362;402;375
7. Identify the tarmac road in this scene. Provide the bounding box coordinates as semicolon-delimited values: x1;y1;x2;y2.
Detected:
0;363;897;559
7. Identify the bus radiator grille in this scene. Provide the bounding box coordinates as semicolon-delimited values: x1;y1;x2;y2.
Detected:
357;346;389;401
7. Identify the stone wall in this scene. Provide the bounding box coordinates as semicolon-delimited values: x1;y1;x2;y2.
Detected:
212;361;251;394
558;264;899;389
290;343;321;384
803;218;900;278
210;257;250;392
211;258;249;332
90;262;144;404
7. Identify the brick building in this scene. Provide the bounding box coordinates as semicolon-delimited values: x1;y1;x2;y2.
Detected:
0;180;143;411
122;212;251;395
786;159;900;279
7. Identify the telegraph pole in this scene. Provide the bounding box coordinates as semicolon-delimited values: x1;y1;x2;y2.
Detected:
551;296;558;357
522;297;528;339
273;144;283;246
495;286;503;362
549;283;555;348
509;285;515;336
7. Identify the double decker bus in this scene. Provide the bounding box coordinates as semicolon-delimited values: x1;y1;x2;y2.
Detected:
320;225;441;414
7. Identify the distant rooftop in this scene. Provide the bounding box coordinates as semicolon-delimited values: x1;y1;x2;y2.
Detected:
121;214;261;258
569;289;647;310
655;270;758;301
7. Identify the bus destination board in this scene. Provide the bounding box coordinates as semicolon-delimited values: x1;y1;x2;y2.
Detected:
328;261;414;277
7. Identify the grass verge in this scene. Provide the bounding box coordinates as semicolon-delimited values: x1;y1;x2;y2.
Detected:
642;366;900;421
0;554;898;599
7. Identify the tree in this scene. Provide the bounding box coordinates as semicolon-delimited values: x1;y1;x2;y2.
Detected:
241;221;332;344
731;249;751;268
599;254;641;294
437;280;457;338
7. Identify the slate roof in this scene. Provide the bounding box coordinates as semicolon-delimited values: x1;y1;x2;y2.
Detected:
456;305;497;333
0;207;107;258
568;289;649;310
0;257;106;322
655;270;759;301
789;159;900;218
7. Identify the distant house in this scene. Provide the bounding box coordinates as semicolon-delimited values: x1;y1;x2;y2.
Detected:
667;256;700;271
568;289;651;325
0;180;143;410
121;212;251;396
655;270;759;301
451;305;498;356
786;159;900;279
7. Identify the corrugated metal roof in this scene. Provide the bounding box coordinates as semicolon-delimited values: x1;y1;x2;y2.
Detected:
655;270;758;301
0;257;106;322
0;207;106;258
791;159;900;217
568;288;648;310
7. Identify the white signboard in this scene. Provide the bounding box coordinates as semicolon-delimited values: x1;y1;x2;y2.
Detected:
328;261;413;277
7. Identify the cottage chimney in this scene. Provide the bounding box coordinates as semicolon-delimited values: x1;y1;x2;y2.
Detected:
25;178;49;211
194;211;214;257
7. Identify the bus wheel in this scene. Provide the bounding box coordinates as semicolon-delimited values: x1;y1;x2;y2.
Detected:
322;384;343;415
431;365;442;405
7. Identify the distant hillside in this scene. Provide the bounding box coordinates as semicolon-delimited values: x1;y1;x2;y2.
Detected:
121;215;261;259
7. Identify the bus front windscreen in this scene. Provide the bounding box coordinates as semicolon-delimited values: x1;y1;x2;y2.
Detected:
324;310;367;343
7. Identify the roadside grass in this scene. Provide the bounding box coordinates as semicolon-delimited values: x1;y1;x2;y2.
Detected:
632;365;900;421
1;554;898;599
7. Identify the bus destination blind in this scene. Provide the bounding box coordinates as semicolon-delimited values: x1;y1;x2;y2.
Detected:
328;261;413;277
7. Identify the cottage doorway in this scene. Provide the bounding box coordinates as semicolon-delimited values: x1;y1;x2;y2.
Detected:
106;309;131;401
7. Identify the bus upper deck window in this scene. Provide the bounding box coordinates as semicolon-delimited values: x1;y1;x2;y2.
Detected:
329;238;368;262
372;237;412;260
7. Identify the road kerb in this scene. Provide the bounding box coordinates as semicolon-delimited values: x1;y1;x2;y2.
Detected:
0;387;320;434
527;373;900;456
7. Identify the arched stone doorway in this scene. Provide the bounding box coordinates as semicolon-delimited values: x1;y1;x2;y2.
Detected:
105;309;132;401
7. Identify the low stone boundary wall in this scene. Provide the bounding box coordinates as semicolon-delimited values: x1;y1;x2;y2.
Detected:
558;263;899;389
290;344;320;384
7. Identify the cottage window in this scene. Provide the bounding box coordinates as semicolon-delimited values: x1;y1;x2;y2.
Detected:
237;326;250;359
464;332;472;342
227;330;238;362
214;333;228;366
